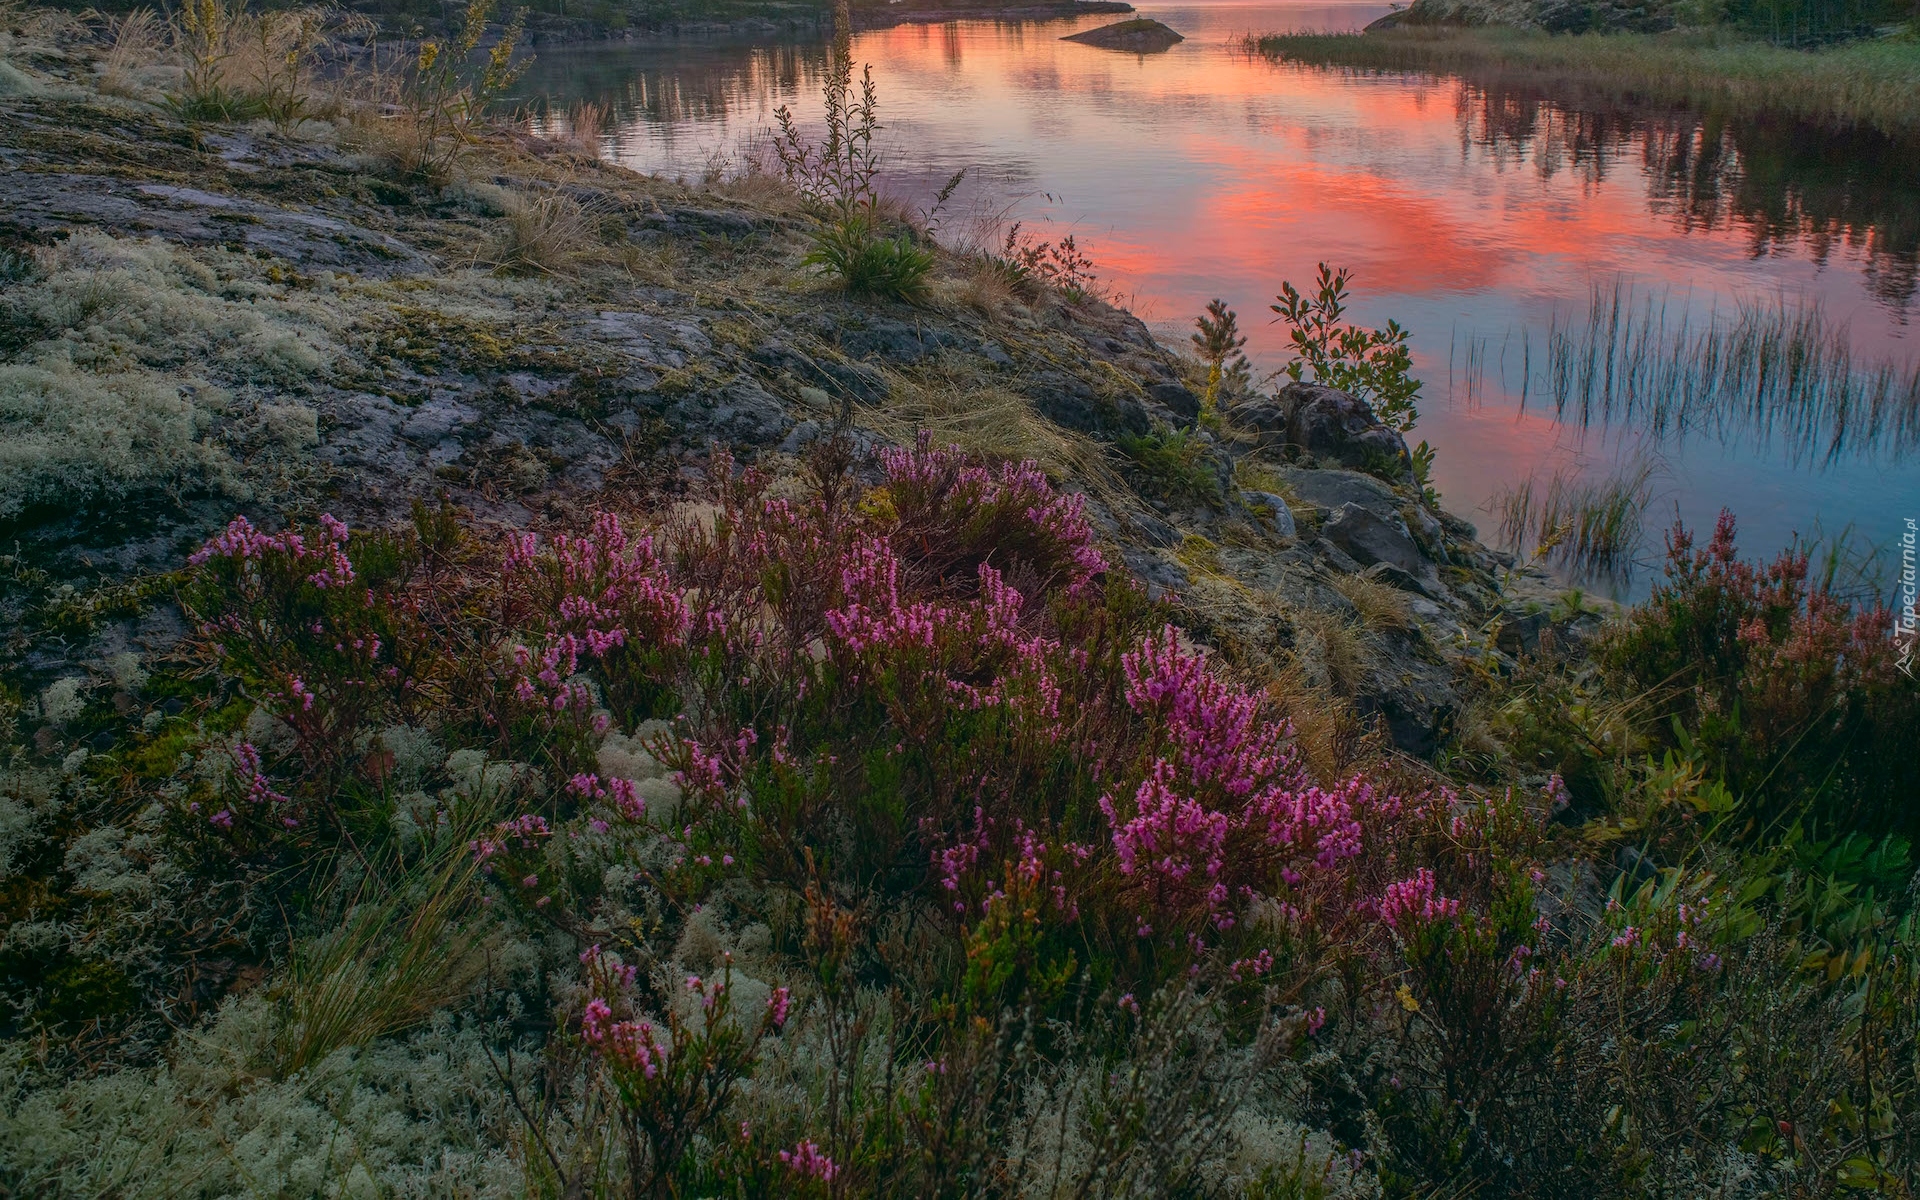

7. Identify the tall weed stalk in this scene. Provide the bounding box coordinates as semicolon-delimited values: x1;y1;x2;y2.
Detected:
773;51;933;301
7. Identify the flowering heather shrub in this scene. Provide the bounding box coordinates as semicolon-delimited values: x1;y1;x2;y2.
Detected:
172;440;1447;987
499;509;689;727
184;513;393;779
577;945;794;1194
1603;510;1919;837
147;440;1920;1196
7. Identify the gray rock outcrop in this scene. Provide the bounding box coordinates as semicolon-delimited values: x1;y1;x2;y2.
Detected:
1234;383;1412;476
1062;18;1185;51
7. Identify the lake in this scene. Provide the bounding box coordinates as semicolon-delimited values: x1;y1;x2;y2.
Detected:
519;1;1920;599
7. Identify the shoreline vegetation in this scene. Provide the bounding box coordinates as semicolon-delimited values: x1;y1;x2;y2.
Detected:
1250;26;1920;136
3;0;1919;1196
38;0;1135;42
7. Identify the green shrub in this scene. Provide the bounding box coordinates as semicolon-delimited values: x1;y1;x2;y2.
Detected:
1272;263;1422;433
1601;510;1919;839
1117;423;1225;507
803;216;935;302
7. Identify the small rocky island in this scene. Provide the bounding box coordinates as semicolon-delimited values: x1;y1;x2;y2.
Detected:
1062;17;1185;50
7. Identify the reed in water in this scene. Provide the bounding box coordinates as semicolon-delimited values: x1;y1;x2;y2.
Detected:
1534;280;1920;467
1492;457;1655;579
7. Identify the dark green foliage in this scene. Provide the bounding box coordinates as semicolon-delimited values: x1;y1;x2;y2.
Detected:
803;217;936;302
1725;0;1911;44
1117;424;1226;507
1273;263;1422;434
1600;510;1919;839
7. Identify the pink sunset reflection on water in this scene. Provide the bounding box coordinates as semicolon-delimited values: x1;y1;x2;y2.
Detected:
527;0;1920;595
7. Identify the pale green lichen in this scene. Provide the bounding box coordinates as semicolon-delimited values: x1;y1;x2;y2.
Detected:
0;232;340;520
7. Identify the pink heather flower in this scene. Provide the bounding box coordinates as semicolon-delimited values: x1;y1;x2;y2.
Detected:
1118;992;1140;1014
767;986;791;1028
1121;625;1301;798
580;993;667;1078
1246;776;1367;869
209;809;234;829
778;1140;838;1182
1100;760;1228;892
230;742;291;807
1306;1006;1327;1034
1377;869;1460;931
1228;949;1274;982
607;777;643;820
1545;774;1572;812
1612;927;1641;951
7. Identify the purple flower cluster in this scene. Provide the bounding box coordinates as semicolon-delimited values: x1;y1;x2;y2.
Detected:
1376;868;1461;931
778;1139;839;1182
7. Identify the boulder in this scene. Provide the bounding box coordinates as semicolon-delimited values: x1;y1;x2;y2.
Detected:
1120;546;1188;602
673;379;793;449
1361;560;1431;596
838;318;969;364
1274;467;1400;521
1283;382;1413;475
1062;18;1184;51
1321;503;1442;595
1130;510;1181;549
1242;491;1296;541
1311;538;1365;576
1354;648;1459;757
1146;381;1201;424
1495;608;1553;657
1235;383;1411;476
1029;371;1150;436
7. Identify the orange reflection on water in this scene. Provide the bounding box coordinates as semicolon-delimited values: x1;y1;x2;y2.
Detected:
525;0;1920;594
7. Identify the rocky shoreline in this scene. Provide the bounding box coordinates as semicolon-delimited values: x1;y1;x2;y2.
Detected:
0;47;1596;766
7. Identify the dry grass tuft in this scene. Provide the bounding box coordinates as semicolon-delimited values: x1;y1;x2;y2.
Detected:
483;188;598;276
1285;603;1370;697
1268;661;1374;782
560;99;609;158
97;8;167;98
951;254;1025;321
861;361;1134;518
1330;572;1415;632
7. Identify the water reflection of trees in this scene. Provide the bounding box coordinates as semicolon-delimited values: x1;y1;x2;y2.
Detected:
524;40;831;126
1454;81;1920;311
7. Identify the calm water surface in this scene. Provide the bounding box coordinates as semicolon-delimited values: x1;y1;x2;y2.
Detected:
522;2;1920;598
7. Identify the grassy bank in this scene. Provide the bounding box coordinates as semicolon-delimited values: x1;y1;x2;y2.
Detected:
1250;26;1920;135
